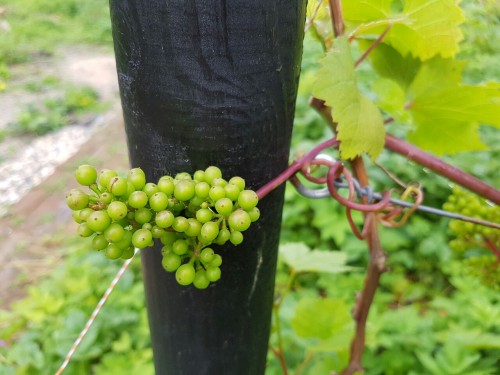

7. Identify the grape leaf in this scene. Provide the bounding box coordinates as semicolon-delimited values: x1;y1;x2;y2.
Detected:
405;59;500;154
313;37;385;160
344;0;465;61
279;242;354;274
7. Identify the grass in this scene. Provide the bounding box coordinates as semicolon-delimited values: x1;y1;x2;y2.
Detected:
0;0;112;66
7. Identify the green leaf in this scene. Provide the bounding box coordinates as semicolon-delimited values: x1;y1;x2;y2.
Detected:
291;297;351;339
372;78;409;122
344;0;465;60
279;242;354;274
389;0;465;60
406;59;500;154
313;36;385;159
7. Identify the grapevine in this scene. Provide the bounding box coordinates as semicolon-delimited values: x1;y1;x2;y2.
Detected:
66;164;260;289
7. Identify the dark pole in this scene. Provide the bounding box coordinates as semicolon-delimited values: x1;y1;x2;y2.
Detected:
109;1;306;374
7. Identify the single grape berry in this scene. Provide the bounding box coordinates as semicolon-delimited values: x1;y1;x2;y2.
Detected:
78;223;94;237
121;246;135;259
209;186;225;202
200;221;219;244
66;189;89;211
215;198;233;216
215;228;230;245
228;176;245;191
75;165;97;186
143;183;159;197
224;183;240;201
193;170;206;182
196;208;213;223
108;176;128;196
247;207;260;222
172;216;189;232
86;210;111;233
105;244;123;260
228;209;251;232
230;231;244;245
176;264;196;286
160;231;178;246
157;177;175;195
79;207;94;222
128;191;149;209
132;228;153;249
200;247;215;264
174;180;196;201
162;252;182;272
194;181;210;199
155;210;175;228
206;266;221;282
149;192;169;212
134;207;153;225
210;254;223;267
204;166;222;184
104;223;125;243
100;192;114;204
185;218;202;237
128;168;146;190
238;190;259;211
107;201;128;220
193;270;210;289
172;239;189;255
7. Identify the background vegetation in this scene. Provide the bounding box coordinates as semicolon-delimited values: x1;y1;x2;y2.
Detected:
0;0;498;374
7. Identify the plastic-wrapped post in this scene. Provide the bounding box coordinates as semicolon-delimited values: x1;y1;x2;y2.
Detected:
109;1;306;374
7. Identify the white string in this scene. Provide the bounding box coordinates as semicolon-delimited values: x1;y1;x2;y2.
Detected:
54;249;138;375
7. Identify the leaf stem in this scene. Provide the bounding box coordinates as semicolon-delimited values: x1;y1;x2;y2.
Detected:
354;25;393;68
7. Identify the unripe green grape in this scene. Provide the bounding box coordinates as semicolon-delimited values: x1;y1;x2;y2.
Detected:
206;266;221;282
172;216;189;232
87;210;111;233
196;208;213;224
92;234;108;250
185;218;202;237
228;209;251;232
228;176;245;191
75;164;97;186
193;270;210;289
209;186;225;201
162;252;182;272
157;177;175;195
210;254;223;267
149;192;169;211
200;247;215;264
238;190;258;211
142;183;159;197
200;221;219;244
104;223;125;243
174;180;195;201
247;207;260;222
230;231;244;245
224;183;240;201
100;192;114;204
107;201;128;220
115;230;133;249
128;191;149;208
98;169;118;190
212;178;227;187
105;244;123;260
66;189;89;210
132;228;153;249
193;170;205;182
215;228;230;245
161;244;173;255
215;198;233;216
188;195;204;208
78;222;94;237
134;207;153;224
79;207;94;222
121;181;135;200
155;210;175;228
204;166;222;184
72;210;82;224
195;181;210;198
172;239;189;255
160;231;178;246
107;176;128;196
175;264;196;286
151;225;165;238
175;172;192;181
121;246;135;259
142;222;153;231
127;167;146;190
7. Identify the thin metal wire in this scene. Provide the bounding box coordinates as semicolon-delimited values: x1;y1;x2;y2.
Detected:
54;249;138;375
292;154;500;230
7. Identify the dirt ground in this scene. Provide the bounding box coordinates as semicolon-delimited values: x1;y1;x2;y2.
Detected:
0;48;130;308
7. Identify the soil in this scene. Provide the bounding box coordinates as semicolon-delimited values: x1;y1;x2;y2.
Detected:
0;47;129;308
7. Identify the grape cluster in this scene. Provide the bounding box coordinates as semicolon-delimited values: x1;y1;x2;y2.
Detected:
443;187;499;253
443;187;499;288
66;165;260;289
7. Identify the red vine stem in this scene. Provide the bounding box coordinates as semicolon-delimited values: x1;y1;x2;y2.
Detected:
384;134;500;204
354;24;392;67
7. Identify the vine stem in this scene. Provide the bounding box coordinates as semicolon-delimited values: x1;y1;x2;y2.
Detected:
329;1;386;373
354;24;392;68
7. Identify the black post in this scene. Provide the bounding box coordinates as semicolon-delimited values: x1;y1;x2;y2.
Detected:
109;1;306;374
